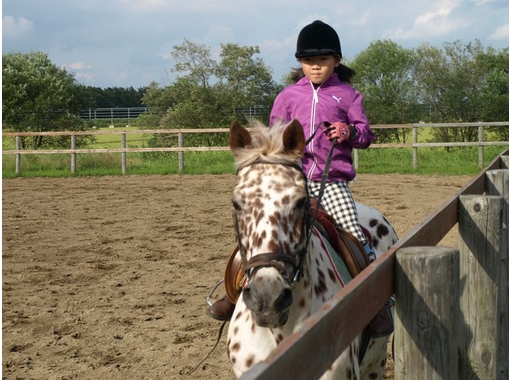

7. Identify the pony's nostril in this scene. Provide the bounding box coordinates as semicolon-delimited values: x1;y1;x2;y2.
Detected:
242;287;260;312
274;288;293;313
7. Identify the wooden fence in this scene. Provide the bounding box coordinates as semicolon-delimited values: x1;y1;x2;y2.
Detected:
2;122;508;175
238;149;508;380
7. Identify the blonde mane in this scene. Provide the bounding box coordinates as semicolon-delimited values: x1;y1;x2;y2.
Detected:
233;120;303;169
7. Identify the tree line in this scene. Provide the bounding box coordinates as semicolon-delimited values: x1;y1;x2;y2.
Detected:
2;38;508;149
79;86;147;109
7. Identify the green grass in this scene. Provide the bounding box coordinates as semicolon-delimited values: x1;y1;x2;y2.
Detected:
2;146;506;178
356;146;505;175
2;125;507;177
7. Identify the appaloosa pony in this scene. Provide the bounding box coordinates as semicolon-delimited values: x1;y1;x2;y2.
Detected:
226;119;397;379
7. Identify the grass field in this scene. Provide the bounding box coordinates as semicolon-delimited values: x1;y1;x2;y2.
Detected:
2;126;507;178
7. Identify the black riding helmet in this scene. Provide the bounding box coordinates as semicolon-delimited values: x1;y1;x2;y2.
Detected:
295;20;342;59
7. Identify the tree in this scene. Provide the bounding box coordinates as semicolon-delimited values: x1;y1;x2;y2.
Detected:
477;47;509;140
351;40;417;143
78;85;147;108
414;40;508;144
143;40;278;132
215;43;278;117
2;51;87;148
171;38;217;88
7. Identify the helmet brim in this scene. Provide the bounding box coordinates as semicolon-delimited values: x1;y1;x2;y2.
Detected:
295;49;340;58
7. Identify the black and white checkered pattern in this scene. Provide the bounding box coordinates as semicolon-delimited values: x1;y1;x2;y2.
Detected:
308;180;367;244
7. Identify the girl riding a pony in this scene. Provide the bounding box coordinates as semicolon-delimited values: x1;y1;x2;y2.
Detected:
206;20;393;339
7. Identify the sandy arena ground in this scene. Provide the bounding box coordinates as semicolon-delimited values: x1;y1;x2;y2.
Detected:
2;173;471;379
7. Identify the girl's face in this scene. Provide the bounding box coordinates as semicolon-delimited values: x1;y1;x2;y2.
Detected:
299;55;341;85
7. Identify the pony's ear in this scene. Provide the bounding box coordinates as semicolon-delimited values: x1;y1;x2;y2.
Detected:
229;120;252;156
282;119;305;156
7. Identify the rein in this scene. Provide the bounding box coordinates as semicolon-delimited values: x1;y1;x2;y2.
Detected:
294;123;337;281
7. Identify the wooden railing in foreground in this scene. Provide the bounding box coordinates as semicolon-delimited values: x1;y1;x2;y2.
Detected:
238;149;508;380
2;122;508;174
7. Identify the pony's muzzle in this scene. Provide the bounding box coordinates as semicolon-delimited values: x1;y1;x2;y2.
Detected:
242;275;293;328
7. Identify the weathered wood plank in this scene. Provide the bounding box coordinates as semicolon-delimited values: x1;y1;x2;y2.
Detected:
485;169;509;379
394;247;459;380
458;195;505;379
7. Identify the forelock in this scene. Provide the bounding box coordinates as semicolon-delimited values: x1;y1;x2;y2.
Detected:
233;120;302;169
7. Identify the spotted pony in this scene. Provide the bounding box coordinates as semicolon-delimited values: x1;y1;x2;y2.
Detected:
226;119;398;379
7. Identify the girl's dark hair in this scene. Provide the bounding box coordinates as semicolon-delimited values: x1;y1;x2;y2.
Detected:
290;63;356;84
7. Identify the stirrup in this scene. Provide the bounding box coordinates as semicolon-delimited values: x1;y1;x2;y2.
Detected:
363;242;377;262
205;279;224;307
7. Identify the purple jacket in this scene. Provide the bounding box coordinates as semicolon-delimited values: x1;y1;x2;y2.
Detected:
269;73;375;182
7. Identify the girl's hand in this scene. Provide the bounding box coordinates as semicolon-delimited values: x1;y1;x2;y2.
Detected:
324;122;351;143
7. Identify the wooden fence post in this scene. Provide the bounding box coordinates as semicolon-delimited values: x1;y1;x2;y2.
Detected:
478;125;484;168
121;133;127;174
178;132;184;173
501;155;508;170
458;194;506;379
71;135;76;174
486;168;509;379
15;136;21;175
394;246;459;380
412;125;418;170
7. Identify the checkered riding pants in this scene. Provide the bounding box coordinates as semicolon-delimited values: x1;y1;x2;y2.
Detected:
308;180;367;245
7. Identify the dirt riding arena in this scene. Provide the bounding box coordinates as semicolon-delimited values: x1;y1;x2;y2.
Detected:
3;173;471;380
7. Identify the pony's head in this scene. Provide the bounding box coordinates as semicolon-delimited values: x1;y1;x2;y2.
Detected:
229;120;309;328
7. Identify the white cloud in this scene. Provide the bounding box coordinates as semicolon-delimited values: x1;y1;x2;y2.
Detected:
383;0;465;40
488;23;509;40
2;15;34;39
114;0;246;13
470;0;494;5
204;25;235;44
66;62;92;70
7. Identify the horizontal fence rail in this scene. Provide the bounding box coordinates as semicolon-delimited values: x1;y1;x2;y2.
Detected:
2;122;508;175
79;107;150;124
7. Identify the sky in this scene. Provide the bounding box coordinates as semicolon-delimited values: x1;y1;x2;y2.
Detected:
2;0;509;89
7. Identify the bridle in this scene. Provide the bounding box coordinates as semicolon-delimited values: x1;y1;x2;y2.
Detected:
232;121;337;287
232;160;311;287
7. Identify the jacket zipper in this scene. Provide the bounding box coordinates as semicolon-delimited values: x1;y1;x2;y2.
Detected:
307;83;321;179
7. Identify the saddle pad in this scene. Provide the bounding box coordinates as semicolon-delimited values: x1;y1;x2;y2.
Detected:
314;227;352;286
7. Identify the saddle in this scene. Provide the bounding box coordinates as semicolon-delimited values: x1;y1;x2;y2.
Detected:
223;199;371;303
309;199;371;278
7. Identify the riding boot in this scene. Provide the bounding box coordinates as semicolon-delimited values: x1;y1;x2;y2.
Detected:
369;302;394;338
206;296;236;321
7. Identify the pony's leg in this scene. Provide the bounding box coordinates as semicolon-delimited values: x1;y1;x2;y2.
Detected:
359;336;390;380
227;297;278;377
319;341;360;380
